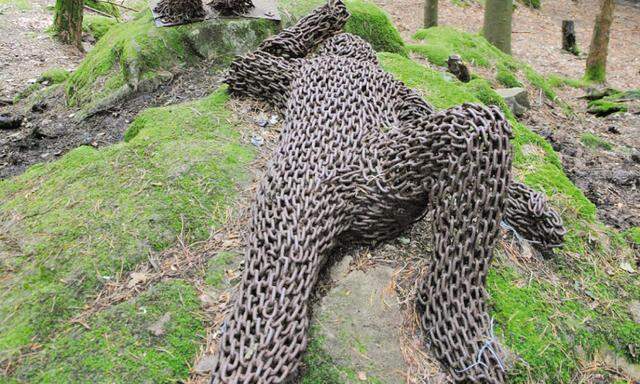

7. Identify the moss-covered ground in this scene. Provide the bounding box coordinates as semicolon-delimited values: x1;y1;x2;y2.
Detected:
0;89;255;382
1;1;638;383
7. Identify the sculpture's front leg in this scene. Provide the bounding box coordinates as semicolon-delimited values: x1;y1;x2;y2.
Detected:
211;163;350;383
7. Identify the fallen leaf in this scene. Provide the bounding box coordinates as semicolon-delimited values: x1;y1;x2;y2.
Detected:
620;261;636;274
357;371;367;381
127;272;148;288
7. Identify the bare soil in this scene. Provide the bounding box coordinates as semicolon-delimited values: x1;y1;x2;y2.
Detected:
0;64;225;179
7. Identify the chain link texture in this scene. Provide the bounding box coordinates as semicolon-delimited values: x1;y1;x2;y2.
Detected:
210;0;255;15
211;2;566;383
153;0;206;24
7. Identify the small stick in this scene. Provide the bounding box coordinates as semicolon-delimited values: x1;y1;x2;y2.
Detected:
83;5;116;18
94;0;140;12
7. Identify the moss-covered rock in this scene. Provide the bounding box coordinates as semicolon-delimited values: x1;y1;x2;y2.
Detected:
66;10;278;116
83;14;118;40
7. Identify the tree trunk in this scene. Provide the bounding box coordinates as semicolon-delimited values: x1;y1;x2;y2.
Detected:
562;20;579;55
586;0;615;82
483;0;513;54
54;0;84;50
424;0;438;28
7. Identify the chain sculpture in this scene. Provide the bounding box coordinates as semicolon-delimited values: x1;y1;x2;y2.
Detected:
154;0;206;24
210;1;566;383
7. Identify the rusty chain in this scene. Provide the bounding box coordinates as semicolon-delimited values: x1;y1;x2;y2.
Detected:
153;0;206;24
210;0;255;15
211;1;566;383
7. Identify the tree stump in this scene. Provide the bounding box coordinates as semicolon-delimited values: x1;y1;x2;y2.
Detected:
562;20;579;55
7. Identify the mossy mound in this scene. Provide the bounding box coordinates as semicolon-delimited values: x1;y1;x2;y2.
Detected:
0;89;255;382
83;14;118;40
410;26;566;103
587;89;637;117
279;0;407;56
66;10;278;115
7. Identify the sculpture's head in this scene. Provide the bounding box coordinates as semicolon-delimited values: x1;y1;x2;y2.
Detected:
504;183;567;250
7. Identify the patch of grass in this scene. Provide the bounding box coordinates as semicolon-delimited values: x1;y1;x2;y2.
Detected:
278;0;407;56
623;227;640;246
496;63;523;88
37;68;70;84
587;99;628;117
0;0;30;11
12;280;203;383
547;74;592;89
0;88;254;374
12;83;40;102
518;0;541;9
580;133;614;150
410;27;562;103
83;14;118;40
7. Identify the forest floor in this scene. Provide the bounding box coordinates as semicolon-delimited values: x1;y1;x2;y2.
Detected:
375;0;640;90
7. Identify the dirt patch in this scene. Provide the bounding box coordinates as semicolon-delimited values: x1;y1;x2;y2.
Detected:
525;88;640;231
0;0;83;100
0;63;224;179
373;0;640;90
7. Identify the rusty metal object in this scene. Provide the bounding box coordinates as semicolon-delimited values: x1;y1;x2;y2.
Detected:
211;1;566;383
209;0;254;15
153;0;206;25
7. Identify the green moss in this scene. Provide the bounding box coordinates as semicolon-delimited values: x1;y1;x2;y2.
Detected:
0;88;254;373
38;68;70;84
13;83;40;102
342;0;407;56
547;74;592;89
586;63;606;83
83;14;117;40
580;133;614;150
12;280;204;383
496;63;523;88
205;251;240;288
587;99;628;117
279;0;407;56
623;227;640;246
0;0;30;10
518;0;541;9
410;27;561;102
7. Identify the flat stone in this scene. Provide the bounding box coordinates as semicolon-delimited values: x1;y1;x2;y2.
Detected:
311;256;407;383
495;87;530;117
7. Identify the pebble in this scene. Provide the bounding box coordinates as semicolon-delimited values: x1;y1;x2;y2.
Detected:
251;135;264;147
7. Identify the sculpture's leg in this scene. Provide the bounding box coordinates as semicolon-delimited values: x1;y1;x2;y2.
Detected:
211;176;349;383
503;182;566;249
257;0;350;58
416;104;512;383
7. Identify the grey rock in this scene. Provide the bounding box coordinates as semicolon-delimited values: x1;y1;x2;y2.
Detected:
311;256;407;383
194;354;217;374
629;301;640;324
495;88;531;117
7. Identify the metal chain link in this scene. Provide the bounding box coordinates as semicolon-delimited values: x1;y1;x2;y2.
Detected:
210;0;255;16
153;0;206;24
211;2;566;383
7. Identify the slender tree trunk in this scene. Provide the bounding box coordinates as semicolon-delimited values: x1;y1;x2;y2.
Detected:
424;0;438;28
483;0;513;54
586;0;615;82
54;0;84;50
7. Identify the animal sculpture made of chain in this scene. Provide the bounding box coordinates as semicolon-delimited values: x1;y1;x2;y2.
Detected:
210;1;566;383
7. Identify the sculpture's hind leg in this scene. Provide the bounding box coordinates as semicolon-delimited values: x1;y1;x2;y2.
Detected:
415;104;512;383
